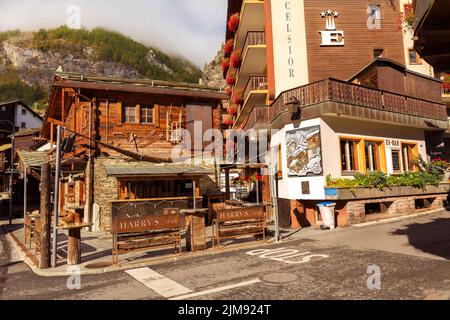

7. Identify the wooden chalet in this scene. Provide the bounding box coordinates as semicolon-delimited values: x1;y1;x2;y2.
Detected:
40;72;228;231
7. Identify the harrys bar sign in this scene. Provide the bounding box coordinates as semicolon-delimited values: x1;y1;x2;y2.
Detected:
216;206;265;222
112;213;181;233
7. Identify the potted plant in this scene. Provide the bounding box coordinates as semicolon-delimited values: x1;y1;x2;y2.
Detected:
227;13;240;33
222;113;234;126
232;89;244;105
221;58;230;73
228;104;238;115
226;70;236;85
230;49;242;68
224;39;234;57
225;86;232;96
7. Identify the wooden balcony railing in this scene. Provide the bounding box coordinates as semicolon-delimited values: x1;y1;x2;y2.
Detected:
270;78;447;123
243;76;268;105
243;31;266;50
245;106;269;130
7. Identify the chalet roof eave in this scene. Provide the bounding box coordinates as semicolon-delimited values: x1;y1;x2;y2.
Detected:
52;79;228;100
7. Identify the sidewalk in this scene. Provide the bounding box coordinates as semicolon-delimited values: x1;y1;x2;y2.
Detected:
0;218;279;277
1;206;446;277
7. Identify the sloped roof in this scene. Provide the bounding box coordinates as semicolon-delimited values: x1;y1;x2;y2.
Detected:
0;144;12;152
104;163;212;177
16;149;48;167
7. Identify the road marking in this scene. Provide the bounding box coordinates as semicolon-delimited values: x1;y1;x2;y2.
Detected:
170;278;261;300
246;247;329;264
126;267;193;298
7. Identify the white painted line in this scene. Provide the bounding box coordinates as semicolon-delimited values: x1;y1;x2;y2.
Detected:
126;267;193;298
170;278;261;300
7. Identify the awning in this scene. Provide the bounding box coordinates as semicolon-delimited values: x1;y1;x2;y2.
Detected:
16;150;49;167
104;163;212;177
0;144;12;152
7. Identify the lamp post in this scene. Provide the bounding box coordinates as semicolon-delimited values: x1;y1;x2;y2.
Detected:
0;120;16;225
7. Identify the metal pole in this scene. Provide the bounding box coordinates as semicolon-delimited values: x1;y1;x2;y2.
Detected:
9;134;14;225
23;164;27;221
192;179;196;211
256;177;260;204
51;125;62;268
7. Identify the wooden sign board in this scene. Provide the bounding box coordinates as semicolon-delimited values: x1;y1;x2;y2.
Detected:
216;206;265;222
112;213;181;233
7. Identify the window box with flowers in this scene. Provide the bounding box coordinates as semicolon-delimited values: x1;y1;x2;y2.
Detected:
226;70;236;86
222;113;234;126
224;39;234;58
230;49;242;69
232;89;244;105
222;58;230;74
225;86;232;96
227;104;238;116
228;13;240;33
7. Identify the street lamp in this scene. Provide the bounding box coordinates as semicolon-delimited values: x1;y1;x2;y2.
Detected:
0;119;16;225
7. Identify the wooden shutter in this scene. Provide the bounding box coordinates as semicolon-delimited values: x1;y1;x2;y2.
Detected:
117;101;122;123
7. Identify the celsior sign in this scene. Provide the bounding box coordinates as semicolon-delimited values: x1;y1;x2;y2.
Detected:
271;0;309;96
319;9;345;46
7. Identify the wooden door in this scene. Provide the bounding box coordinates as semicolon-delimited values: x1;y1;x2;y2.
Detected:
186;105;212;151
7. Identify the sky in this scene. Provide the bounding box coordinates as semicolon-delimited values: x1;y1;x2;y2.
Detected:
0;0;228;68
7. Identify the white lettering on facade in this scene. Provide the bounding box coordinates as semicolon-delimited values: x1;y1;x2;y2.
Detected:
285;1;295;78
320;10;345;46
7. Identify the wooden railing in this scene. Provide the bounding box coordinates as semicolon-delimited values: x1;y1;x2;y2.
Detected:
243;31;266;50
269;78;447;123
245;106;269;129
243;76;268;105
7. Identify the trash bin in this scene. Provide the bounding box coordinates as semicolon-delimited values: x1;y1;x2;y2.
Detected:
317;201;336;230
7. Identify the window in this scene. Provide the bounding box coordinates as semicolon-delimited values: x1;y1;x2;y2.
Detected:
277;144;283;178
391;150;401;173
409;49;422;65
373;48;384;59
365;140;382;172
340;139;360;173
1;106;6;112
21;122;26;128
21;109;26;115
140;106;154;124
123;105;136;123
401;143;417;172
169;122;181;143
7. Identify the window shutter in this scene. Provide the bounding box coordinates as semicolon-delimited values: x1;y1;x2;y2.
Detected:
154;105;159;127
136;104;141;123
117;101;122;123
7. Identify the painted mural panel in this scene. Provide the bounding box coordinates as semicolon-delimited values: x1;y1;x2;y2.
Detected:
286;126;322;176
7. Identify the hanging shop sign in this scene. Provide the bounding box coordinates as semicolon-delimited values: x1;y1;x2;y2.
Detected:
319;9;345;46
385;139;401;149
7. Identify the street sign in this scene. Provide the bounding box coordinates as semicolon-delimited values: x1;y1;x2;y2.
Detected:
5;168;19;174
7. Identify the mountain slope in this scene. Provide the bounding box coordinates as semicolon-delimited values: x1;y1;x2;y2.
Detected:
0;27;203;112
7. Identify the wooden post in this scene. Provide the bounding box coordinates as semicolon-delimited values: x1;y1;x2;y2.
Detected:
67;228;81;265
23;164;27;220
225;168;230;200
39;163;51;269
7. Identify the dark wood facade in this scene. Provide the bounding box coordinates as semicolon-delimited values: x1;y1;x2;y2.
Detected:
304;0;405;82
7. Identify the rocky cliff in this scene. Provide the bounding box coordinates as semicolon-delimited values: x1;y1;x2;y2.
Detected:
201;45;226;89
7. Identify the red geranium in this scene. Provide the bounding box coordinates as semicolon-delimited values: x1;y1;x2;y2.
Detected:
226;70;236;85
225;86;232;95
222;114;234;126
230;49;242;68
221;58;229;72
227;104;238;115
227;13;240;33
224;39;234;57
232;89;244;105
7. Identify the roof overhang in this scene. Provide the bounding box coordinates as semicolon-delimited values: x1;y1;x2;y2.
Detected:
104;163;213;178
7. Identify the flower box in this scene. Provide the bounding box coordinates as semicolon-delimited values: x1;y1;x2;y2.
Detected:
230;49;242;68
227;104;238;115
224;39;234;57
226;71;236;85
221;58;230;73
222;114;234;126
232;89;244;105
227;13;240;33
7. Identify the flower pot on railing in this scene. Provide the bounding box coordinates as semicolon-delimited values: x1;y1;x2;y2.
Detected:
224;39;234;57
225;86;232;96
230;50;242;68
222;114;234;126
221;58;230;73
227;104;238;115
232;89;243;105
227;13;240;33
226;71;236;86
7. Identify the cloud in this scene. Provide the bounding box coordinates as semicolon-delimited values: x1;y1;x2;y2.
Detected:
0;0;227;67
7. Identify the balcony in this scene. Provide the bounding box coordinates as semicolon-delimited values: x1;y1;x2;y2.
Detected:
233;0;265;50
442;83;450;104
234;32;267;91
243;105;269;130
234;76;268;128
270;78;448;130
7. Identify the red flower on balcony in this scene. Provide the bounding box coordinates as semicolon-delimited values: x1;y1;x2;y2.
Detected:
225;86;232;95
227;104;238;115
224;39;234;57
230;49;242;68
227;13;240;33
226;70;236;85
222;113;234;126
221;58;230;73
232;89;244;105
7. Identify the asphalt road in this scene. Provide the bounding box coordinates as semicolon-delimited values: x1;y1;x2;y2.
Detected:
1;211;450;300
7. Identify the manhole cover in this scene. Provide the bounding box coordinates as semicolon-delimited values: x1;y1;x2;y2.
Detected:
84;261;113;269
0;275;22;283
262;272;298;284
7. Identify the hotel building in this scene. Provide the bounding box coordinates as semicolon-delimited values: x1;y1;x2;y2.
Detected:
223;0;449;228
